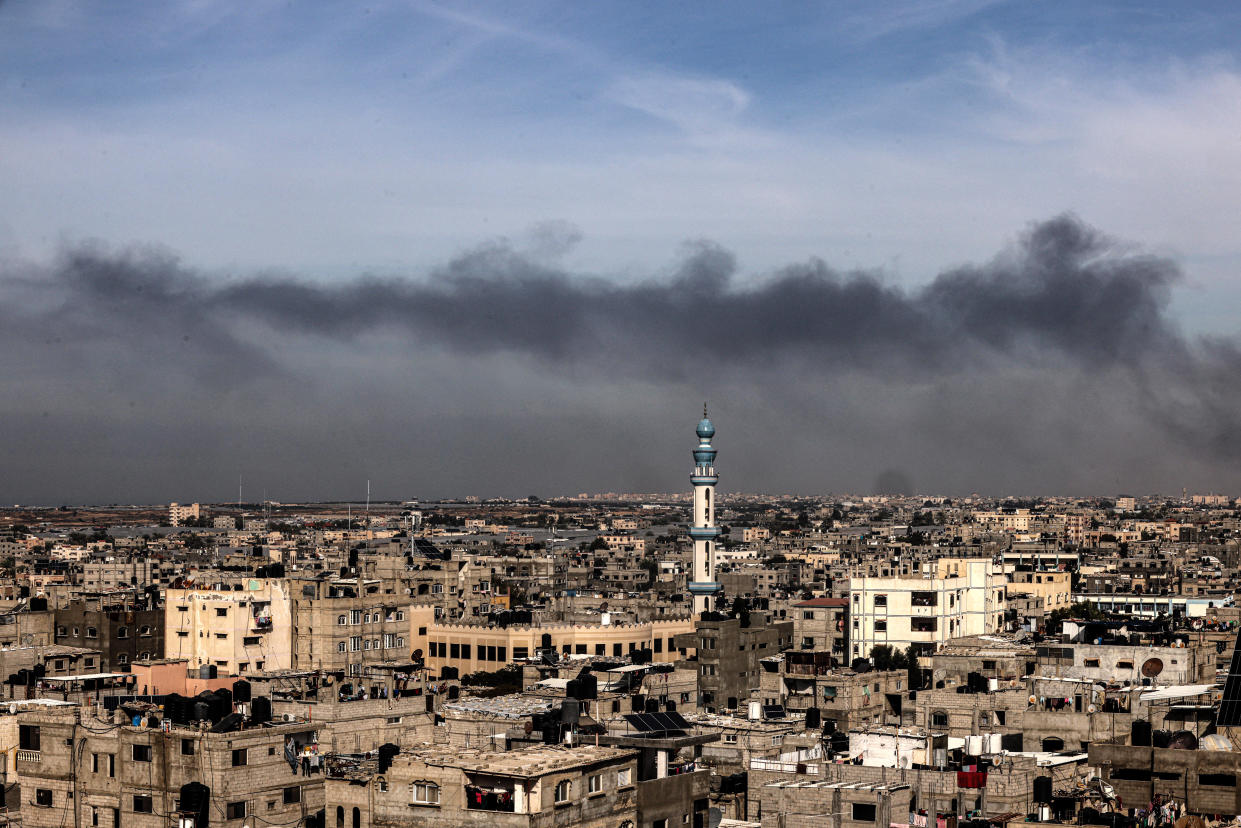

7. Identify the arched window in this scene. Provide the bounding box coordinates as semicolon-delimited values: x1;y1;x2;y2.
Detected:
117;653;128;665
411;782;439;804
117;627;128;639
140;626;153;636
337;642;346;653
337;615;346;626
336;807;344;828
554;780;571;803
352;807;361;828
139;652;150;660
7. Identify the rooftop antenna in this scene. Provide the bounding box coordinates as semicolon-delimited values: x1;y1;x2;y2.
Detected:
238;474;243;507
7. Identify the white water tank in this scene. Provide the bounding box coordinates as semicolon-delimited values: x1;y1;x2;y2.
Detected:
748;701;762;721
988;733;1003;753
988;678;998;693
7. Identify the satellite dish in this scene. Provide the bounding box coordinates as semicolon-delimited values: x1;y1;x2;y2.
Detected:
1142;658;1164;678
709;808;722;828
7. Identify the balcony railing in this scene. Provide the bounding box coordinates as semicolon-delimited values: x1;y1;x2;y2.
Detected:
16;750;40;763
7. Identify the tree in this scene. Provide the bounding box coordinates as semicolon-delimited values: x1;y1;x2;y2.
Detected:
869;644;909;672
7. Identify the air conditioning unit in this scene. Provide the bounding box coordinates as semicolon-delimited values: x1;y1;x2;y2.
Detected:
282;713;295;722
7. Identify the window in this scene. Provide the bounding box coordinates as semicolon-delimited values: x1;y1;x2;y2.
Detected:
513;646;529;659
1117;660;1134;670
350;636;362;652
232;748;247;766
931;711;949;727
555;780;571;803
853;803;877;822
588;774;602;794
117;626;128;639
723;733;738;743
182;739;195;756
35;789;52;807
873;595;887;607
140;626;152;636
1084;658;1100;668
411;782;440;805
133;796;153;814
19;725;39;751
981;660;996;670
133;744;152;762
337;642;346;653
875;620;887;632
1200;773;1237;787
86;626;98;638
350;610;362;624
377;779;388;792
226;801;247;820
216;608;228;617
283;787;301;804
215;633;228;640
338;615;347;625
618;768;632;787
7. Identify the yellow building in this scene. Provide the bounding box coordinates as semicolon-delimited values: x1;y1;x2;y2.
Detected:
164;580;293;675
1006;570;1072;613
409;605;694;676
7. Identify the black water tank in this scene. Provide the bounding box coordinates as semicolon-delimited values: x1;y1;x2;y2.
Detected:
665;700;676;712
631;695;643;712
1152;730;1172;749
1033;776;1052;803
645;697;659;712
180;782;210;828
447;685;459;700
232;680;251;703
1131;720;1151;747
250;696;271;725
377;743;400;774
29;597;47;612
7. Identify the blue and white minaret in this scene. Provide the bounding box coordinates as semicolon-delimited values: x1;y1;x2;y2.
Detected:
688;404;723;615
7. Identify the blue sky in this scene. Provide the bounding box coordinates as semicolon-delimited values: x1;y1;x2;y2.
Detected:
4;1;1240;324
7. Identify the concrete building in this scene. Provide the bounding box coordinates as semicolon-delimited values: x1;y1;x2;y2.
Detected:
849;558;1007;660
168;502;200;526
164;580;293;675
414;605;694;677
792;596;849;658
678;611;793;712
15;703;324;828
324;743;641;828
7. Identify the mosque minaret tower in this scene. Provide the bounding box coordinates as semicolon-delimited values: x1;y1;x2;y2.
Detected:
687;405;724;615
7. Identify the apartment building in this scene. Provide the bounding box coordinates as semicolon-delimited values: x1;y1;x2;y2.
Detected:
324;744;640;828
15;704;324;828
164;580;293;675
849;558;1007;659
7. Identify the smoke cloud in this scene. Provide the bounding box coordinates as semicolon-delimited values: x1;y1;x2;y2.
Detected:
1;214;1237;504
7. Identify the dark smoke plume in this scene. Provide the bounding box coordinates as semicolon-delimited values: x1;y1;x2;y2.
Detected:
0;214;1237;503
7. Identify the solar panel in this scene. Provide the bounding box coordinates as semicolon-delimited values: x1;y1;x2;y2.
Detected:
763;705;786;720
1216;629;1241;726
623;712;691;733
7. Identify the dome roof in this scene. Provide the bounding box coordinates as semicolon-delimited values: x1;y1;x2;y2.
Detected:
696;417;715;440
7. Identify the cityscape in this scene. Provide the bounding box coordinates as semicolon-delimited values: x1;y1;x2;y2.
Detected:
4;3;1241;828
0;412;1239;828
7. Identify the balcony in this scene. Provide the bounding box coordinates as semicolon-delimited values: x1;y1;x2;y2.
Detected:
16;750;40;764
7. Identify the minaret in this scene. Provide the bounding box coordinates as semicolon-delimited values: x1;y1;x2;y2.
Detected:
688;404;723;615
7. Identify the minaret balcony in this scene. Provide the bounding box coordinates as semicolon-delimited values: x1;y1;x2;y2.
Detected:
688;526;722;540
690;474;718;485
